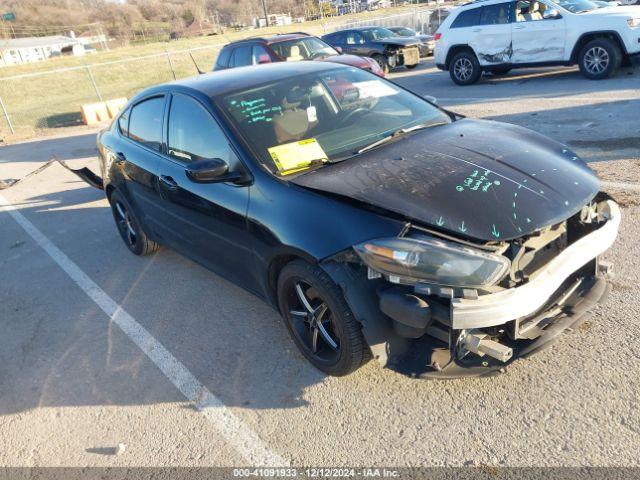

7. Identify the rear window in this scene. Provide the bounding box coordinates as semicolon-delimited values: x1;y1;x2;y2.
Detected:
128;96;164;152
324;33;344;44
216;48;232;68
118;108;129;136
480;3;512;24
451;7;481;28
230;46;252;67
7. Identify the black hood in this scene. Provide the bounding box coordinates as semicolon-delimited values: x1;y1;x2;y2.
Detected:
291;119;600;242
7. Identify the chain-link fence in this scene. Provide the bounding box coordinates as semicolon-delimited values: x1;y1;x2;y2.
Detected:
330;6;451;35
0;7;453;138
0;43;227;138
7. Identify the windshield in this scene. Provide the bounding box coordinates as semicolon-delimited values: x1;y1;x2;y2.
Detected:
216;67;450;176
362;27;396;41
392;27;416;37
270;37;337;60
549;0;600;12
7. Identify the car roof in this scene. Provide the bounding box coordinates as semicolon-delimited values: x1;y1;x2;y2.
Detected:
138;61;346;99
332;26;392;33
224;32;311;46
457;0;516;10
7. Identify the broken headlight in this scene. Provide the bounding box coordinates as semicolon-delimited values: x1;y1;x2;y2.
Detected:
354;236;509;288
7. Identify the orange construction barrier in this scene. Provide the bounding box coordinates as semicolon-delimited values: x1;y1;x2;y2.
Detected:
80;102;110;126
106;98;128;119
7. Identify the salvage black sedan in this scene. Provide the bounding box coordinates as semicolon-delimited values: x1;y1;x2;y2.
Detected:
94;62;620;378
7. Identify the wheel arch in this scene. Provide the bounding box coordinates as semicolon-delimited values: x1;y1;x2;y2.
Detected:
445;44;476;70
105;183;116;201
267;250;318;309
570;31;627;63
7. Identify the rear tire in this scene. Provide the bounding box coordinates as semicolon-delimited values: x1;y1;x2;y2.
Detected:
372;54;390;75
109;189;159;256
578;38;621;80
277;260;370;376
405;64;418;70
449;51;481;85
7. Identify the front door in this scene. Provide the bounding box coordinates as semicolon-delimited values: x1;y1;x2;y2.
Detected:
511;0;566;63
469;2;514;67
153;93;255;289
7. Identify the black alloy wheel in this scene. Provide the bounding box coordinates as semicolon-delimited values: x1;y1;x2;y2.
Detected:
277;260;369;376
109;190;159;256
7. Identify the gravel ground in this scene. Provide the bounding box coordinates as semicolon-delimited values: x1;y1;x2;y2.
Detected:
0;59;638;469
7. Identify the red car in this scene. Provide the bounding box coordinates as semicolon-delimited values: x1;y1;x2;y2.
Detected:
213;32;385;77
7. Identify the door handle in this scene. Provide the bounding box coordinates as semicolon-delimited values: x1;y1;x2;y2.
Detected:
159;175;178;190
472;28;482;32
514;25;525;29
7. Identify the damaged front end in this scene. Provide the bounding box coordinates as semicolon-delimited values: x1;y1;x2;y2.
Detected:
321;197;621;379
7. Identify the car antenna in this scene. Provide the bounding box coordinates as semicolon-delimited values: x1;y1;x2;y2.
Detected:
189;52;205;75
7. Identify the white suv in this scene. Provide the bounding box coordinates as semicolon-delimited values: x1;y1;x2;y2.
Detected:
434;0;640;84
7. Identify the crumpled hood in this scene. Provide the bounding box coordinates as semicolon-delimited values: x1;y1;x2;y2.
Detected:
291;119;600;242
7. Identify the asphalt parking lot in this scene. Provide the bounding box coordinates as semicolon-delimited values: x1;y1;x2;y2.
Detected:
0;59;639;468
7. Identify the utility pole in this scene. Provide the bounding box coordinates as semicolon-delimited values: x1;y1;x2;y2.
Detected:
260;0;269;26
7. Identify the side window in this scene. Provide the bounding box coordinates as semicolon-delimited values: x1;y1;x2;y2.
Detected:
345;32;364;45
450;8;481;28
128;97;164;152
230;45;252;67
480;3;511;24
516;0;547;21
216;48;232;68
118;108;130;136
167;94;238;167
252;44;271;64
327;33;344;44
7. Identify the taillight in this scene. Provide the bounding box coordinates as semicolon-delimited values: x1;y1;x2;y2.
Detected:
434;33;442;41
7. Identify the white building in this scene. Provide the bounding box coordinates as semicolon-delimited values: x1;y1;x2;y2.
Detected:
253;13;293;28
0;35;86;67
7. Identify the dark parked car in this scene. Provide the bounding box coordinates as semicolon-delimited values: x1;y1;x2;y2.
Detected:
387;26;435;57
213;32;384;77
91;62;619;378
321;27;421;74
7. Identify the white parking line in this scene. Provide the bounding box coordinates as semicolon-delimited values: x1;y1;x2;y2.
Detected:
0;193;288;468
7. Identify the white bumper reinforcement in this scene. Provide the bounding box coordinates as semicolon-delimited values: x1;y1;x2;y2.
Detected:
450;200;621;329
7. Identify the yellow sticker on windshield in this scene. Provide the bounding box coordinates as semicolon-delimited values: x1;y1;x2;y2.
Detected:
268;138;328;176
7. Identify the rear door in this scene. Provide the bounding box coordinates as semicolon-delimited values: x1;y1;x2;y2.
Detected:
113;95;166;235
511;0;566;63
344;31;368;56
470;3;514;66
153;92;255;288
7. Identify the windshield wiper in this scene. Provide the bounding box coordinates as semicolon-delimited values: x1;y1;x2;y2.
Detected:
356;122;445;154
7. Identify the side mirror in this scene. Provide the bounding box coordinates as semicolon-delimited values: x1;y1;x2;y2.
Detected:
424;95;438;105
258;53;271;64
543;8;562;19
335;46;343;54
186;158;231;183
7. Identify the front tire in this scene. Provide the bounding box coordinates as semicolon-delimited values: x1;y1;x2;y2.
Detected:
405;64;418;70
449;51;481;85
277;260;369;376
109;189;159;256
578;38;621;80
372;54;390;75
